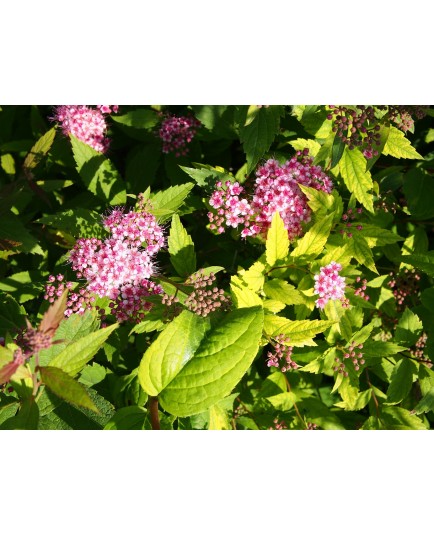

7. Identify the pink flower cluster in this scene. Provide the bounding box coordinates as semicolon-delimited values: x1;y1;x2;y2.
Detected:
314;261;347;309
334;342;365;376
45;274;95;317
67;207;165;323
158;114;201;156
52;105;117;153
208;152;333;239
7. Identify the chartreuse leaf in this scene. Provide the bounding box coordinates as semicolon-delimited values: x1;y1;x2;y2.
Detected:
238;261;265;292
23;127;56;170
339;147;374;212
263;279;306;305
180;163;233;189
381;407;427;430
264;316;336;345
111;108;159;129
158;306;264;417
49;323;118;377
348;235;378;274
37;208;106;239
288;138;321;157
230;277;262;308
208;404;232;430
168;214;196;277
70;135;126;204
40;366;99;413
138;310;211;397
386;358;417;405
291;212;334;260
298;185;336;217
240;105;285;174
383;126;423;159
357;224;403;248
39;310;100;366
150;183;194;221
266;212;289;266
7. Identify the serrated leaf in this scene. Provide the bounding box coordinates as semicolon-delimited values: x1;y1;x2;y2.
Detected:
40;366;99;413
395;308;423;347
49;323;118;377
264;316;335;344
298;184;336;216
150;183;194;221
411;386;434;415
23;127;56;171
158;306;264;417
238;261;265;292
383;126;423;160
266;212;289;266
263;279;305;305
339;147;374;212
381;406;427;430
0;397;39;430
348;235;378;274
291;212;334;259
230;279;262;308
288;138;321;157
104;406;149;430
79;363;106;387
400;252;434;277
180;164;232;189
357;224;403;247
37;208;107;239
111;109;159;129
240;106;285;174
386;358;416;405
361;340;408;359
70;135;126;204
168;214;196;277
138;310;210;397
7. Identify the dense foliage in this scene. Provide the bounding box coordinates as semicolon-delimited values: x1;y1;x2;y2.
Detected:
1;104;433;430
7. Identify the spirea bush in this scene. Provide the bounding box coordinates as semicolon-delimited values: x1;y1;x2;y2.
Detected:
1;104;434;430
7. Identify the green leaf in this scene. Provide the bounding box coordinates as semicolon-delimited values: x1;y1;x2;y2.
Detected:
0;293;27;335
263;279;306;305
264;316;336;344
168;214;196;277
70;135;126;204
40;366;99;413
49;323;118;377
403;167;434;220
23;127;56;171
357;224;403;247
159;306;264;417
348;235;378;274
400;252;434;277
291;212;334;260
208;404;232;430
104;406;149;430
386;358;417;405
395;308;423;347
37;387;114;430
240;106;285;174
111;109;159;129
266;212;289;266
139;310;210;396
412;386;434;415
362;340;408;359
365;123;390;171
381;406;427;430
339;147;374;212
383;126;423;160
78;363;106;387
0;270;47;303
37;208;106;239
180;163;233;189
330;133;346;169
297;397;345;430
0;397;39;430
150;183;194;221
0;212;44;255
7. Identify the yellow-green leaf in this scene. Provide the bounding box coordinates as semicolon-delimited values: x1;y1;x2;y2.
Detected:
383;126;423;160
266;212;289;266
339;147;374;212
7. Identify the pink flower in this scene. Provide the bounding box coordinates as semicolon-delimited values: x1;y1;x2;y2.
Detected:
52;105;111;153
207;152;333;239
314;261;346;309
158;114;201;156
